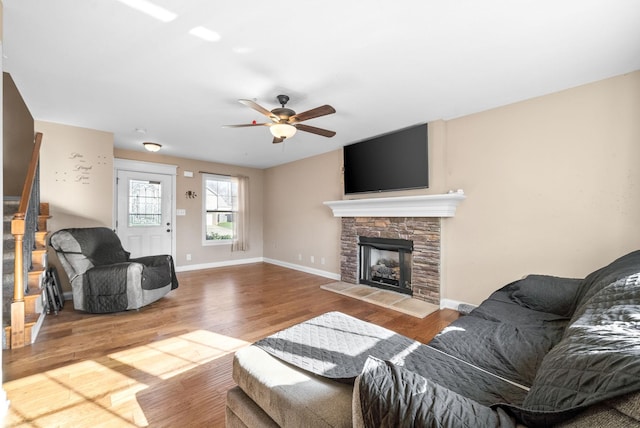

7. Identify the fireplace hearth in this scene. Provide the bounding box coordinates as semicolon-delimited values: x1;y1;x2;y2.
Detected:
359;236;413;295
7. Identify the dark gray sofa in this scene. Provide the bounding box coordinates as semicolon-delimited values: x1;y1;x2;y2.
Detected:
226;250;640;427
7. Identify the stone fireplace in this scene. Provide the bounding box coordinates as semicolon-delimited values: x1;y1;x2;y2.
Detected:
324;192;465;306
341;217;441;304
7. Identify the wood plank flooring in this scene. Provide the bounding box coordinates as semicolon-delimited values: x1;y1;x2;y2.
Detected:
2;262;459;427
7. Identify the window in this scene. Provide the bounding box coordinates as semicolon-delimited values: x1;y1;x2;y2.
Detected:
203;174;237;244
128;179;162;226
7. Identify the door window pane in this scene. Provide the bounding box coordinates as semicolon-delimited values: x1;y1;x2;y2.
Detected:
129;179;162;226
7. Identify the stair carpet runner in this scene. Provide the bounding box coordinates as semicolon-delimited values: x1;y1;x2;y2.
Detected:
2;198;51;349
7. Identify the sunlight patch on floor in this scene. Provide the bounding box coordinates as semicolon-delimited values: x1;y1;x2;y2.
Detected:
109;330;248;380
3;330;249;427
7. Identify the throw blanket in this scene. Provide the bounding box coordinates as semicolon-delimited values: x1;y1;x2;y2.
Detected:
255;312;528;407
254;311;417;382
66;227;131;265
83;263;129;313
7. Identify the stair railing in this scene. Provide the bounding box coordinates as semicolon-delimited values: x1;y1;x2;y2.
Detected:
10;132;43;348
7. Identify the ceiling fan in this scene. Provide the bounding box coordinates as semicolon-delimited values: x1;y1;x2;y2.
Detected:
223;95;336;144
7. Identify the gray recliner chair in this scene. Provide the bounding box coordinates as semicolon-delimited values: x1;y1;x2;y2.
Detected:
49;227;178;313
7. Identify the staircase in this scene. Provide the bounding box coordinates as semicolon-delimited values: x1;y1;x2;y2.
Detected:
2;199;51;349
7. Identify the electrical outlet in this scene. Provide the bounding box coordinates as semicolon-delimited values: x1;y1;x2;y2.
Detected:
321;257;326;265
186;254;192;261
310;255;315;264
298;253;302;261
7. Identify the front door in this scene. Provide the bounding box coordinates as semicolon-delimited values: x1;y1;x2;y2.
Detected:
116;169;173;258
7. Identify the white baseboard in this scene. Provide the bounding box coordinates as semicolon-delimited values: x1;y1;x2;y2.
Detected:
440;298;476;311
0;388;9;425
263;258;341;281
62;263;465;311
174;257;264;272
30;312;47;344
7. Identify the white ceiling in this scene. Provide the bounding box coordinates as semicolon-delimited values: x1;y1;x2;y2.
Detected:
3;1;640;169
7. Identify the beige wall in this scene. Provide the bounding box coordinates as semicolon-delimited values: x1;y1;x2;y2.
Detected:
114;149;264;268
264;71;640;305
263;150;342;274
20;70;640;306
36;121;114;230
35;121;114;293
442;71;640;304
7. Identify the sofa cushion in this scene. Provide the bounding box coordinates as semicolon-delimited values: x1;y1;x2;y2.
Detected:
509;275;582;317
429;275;577;387
429;313;566;387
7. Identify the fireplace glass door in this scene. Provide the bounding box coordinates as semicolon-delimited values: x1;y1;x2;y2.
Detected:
358;236;413;295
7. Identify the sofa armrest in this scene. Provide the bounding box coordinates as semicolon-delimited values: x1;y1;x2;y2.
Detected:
232;345;353;427
131;255;179;290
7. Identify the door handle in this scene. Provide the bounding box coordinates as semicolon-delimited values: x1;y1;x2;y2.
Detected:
166;229;171;232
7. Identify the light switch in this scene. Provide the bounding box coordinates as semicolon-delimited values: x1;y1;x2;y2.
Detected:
176;209;186;216
183;171;194;178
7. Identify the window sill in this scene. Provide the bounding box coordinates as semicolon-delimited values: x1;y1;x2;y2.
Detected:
202;240;233;246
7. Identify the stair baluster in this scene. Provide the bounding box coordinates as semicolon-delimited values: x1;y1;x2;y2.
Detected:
10;132;43;348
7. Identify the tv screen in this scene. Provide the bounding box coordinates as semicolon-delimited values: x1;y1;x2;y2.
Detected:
343;123;428;194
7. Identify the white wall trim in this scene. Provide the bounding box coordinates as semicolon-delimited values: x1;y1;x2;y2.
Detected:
324;191;466;218
439;298;461;310
114;158;178;175
175;257;264;272
263;258;341;281
0;388;8;426
172;257;342;279
440;298;476;311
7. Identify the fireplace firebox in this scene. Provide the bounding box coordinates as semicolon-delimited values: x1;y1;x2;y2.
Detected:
358;236;413;295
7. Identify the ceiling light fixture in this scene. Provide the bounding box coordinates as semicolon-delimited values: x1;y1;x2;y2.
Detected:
270;123;297;139
143;142;162;152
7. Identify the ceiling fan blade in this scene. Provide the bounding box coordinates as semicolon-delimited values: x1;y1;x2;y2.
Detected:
272;136;285;144
289;105;336;123
222;123;269;128
238;99;279;122
295;123;336;138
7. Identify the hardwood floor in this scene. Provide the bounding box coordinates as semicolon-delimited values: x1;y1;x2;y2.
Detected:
2;263;459;427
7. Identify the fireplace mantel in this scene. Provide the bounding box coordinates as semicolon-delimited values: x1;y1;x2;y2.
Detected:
324;191;465;218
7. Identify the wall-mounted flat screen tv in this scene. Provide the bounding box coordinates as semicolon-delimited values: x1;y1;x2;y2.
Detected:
343;123;428;194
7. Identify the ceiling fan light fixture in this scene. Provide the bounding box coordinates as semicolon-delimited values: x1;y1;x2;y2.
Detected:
270;123;297;139
143;142;162;152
